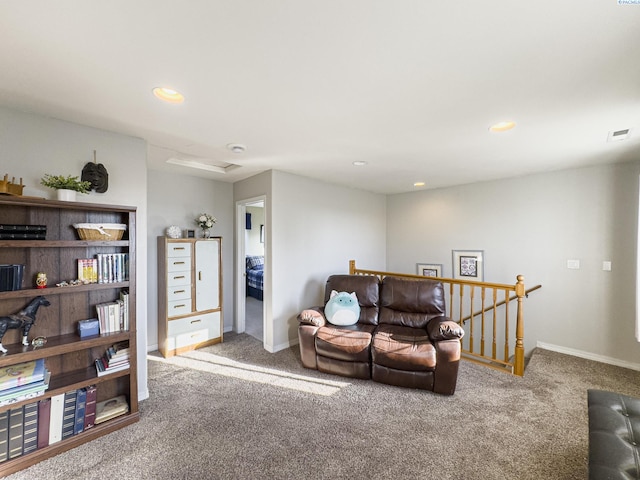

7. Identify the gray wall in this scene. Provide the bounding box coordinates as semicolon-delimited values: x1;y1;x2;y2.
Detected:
0;106;150;399
387;162;640;368
146;169;234;349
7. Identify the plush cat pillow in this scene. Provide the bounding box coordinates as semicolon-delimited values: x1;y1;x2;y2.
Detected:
324;290;360;326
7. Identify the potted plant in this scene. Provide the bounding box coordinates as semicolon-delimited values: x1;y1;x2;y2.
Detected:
40;174;92;201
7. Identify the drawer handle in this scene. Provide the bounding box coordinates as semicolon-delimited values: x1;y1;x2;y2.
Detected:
173;261;186;265
173;290;185;294
198;271;202;281
173;275;186;280
190;319;202;324
173;304;186;308
191;334;199;338
174;247;186;250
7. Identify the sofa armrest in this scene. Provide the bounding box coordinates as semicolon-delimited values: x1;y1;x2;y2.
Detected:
298;307;326;327
427;317;464;341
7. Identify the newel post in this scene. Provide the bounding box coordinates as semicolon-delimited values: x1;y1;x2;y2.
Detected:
514;275;526;376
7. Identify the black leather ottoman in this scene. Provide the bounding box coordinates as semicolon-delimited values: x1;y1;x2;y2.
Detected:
588;389;640;479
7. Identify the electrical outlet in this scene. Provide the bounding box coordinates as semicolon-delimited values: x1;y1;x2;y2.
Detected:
602;261;612;271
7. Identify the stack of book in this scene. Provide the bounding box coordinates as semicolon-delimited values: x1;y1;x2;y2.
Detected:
94;342;130;377
0;359;50;407
0;224;46;240
96;290;129;334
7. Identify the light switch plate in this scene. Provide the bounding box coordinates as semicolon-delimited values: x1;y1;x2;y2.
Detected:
567;259;580;269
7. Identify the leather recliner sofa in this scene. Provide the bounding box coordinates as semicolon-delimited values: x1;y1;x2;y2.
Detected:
298;274;465;395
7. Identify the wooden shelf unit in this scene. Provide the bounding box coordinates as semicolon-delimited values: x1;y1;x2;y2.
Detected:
0;196;139;476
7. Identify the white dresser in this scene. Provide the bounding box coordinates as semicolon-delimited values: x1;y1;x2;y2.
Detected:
157;237;223;357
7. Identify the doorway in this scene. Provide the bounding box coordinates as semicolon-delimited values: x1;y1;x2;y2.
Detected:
235;197;266;347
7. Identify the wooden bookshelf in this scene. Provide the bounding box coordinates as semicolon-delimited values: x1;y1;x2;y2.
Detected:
0;196;138;476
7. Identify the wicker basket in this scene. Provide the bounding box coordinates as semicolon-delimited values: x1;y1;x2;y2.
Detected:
73;223;127;240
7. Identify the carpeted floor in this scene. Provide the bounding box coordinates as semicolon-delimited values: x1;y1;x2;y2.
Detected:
5;333;640;480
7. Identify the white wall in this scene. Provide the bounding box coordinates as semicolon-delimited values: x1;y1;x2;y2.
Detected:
0;106;150;399
245;206;265;256
271;170;387;350
387;162;640;368
146;169;234;349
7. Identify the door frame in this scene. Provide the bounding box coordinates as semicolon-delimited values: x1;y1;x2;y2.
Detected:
235;196;267;348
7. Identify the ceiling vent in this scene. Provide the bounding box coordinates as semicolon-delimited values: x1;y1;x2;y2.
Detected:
607;128;633;142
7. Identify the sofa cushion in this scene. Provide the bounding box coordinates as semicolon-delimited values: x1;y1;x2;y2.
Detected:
315;324;375;363
372;324;436;372
325;275;380;325
379;276;446;329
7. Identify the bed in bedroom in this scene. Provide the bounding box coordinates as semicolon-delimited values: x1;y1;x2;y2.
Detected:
246;255;264;301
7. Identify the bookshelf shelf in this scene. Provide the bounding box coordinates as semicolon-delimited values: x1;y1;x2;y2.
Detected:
0;196;138;475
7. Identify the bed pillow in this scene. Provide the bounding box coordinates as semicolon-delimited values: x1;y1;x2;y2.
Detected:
324;290;360;326
246;255;264;269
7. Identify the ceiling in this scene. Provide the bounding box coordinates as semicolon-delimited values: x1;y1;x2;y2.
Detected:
1;1;639;195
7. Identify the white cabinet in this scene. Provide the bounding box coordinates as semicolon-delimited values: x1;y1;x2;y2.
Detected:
158;237;223;357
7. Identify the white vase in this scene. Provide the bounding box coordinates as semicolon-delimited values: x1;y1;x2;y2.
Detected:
56;189;77;201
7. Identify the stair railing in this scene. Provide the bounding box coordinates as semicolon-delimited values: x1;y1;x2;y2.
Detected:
349;260;541;376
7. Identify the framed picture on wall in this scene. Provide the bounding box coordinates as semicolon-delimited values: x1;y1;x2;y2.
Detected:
417;263;442;277
452;250;484;281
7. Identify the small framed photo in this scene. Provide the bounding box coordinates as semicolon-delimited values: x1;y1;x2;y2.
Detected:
417;263;442;278
452;250;484;281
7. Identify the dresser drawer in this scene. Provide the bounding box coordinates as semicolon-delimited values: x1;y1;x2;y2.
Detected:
167;243;191;257
167;286;191;302
167;257;191;272
166;312;221;350
167;272;191;287
168;299;192;317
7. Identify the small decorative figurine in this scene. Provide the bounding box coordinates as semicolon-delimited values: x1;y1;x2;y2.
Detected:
36;272;47;289
0;296;50;353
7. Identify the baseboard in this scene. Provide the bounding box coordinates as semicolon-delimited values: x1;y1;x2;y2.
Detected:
536;341;640;372
147;343;159;353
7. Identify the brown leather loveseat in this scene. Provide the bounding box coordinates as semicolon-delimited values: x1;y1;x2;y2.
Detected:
298;274;465;395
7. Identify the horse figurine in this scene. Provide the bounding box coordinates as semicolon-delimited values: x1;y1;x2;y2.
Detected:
0;296;50;353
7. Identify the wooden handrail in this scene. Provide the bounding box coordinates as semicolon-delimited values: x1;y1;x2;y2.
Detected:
460;284;542;324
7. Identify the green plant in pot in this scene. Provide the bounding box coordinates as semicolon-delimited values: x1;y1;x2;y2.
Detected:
40;174;92;201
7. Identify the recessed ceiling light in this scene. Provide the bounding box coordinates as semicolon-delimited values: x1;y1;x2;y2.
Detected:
227;143;247;153
489;121;516;133
152;87;185;104
414;182;426;187
353;161;367;166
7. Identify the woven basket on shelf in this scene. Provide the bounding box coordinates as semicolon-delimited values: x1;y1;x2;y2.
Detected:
73;223;127;241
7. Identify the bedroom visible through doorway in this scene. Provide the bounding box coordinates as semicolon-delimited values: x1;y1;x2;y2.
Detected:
244;201;264;342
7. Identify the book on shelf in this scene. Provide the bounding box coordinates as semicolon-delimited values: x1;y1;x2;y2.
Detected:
77;258;98;284
73;388;87;435
61;390;77;441
0;410;8;463
0;359;46;392
8;407;23;459
0;224;46;232
83;386;97;431
36;398;50;450
95;395;128;425
0;232;46;240
22;401;39;455
0;264;25;292
48;393;64;445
